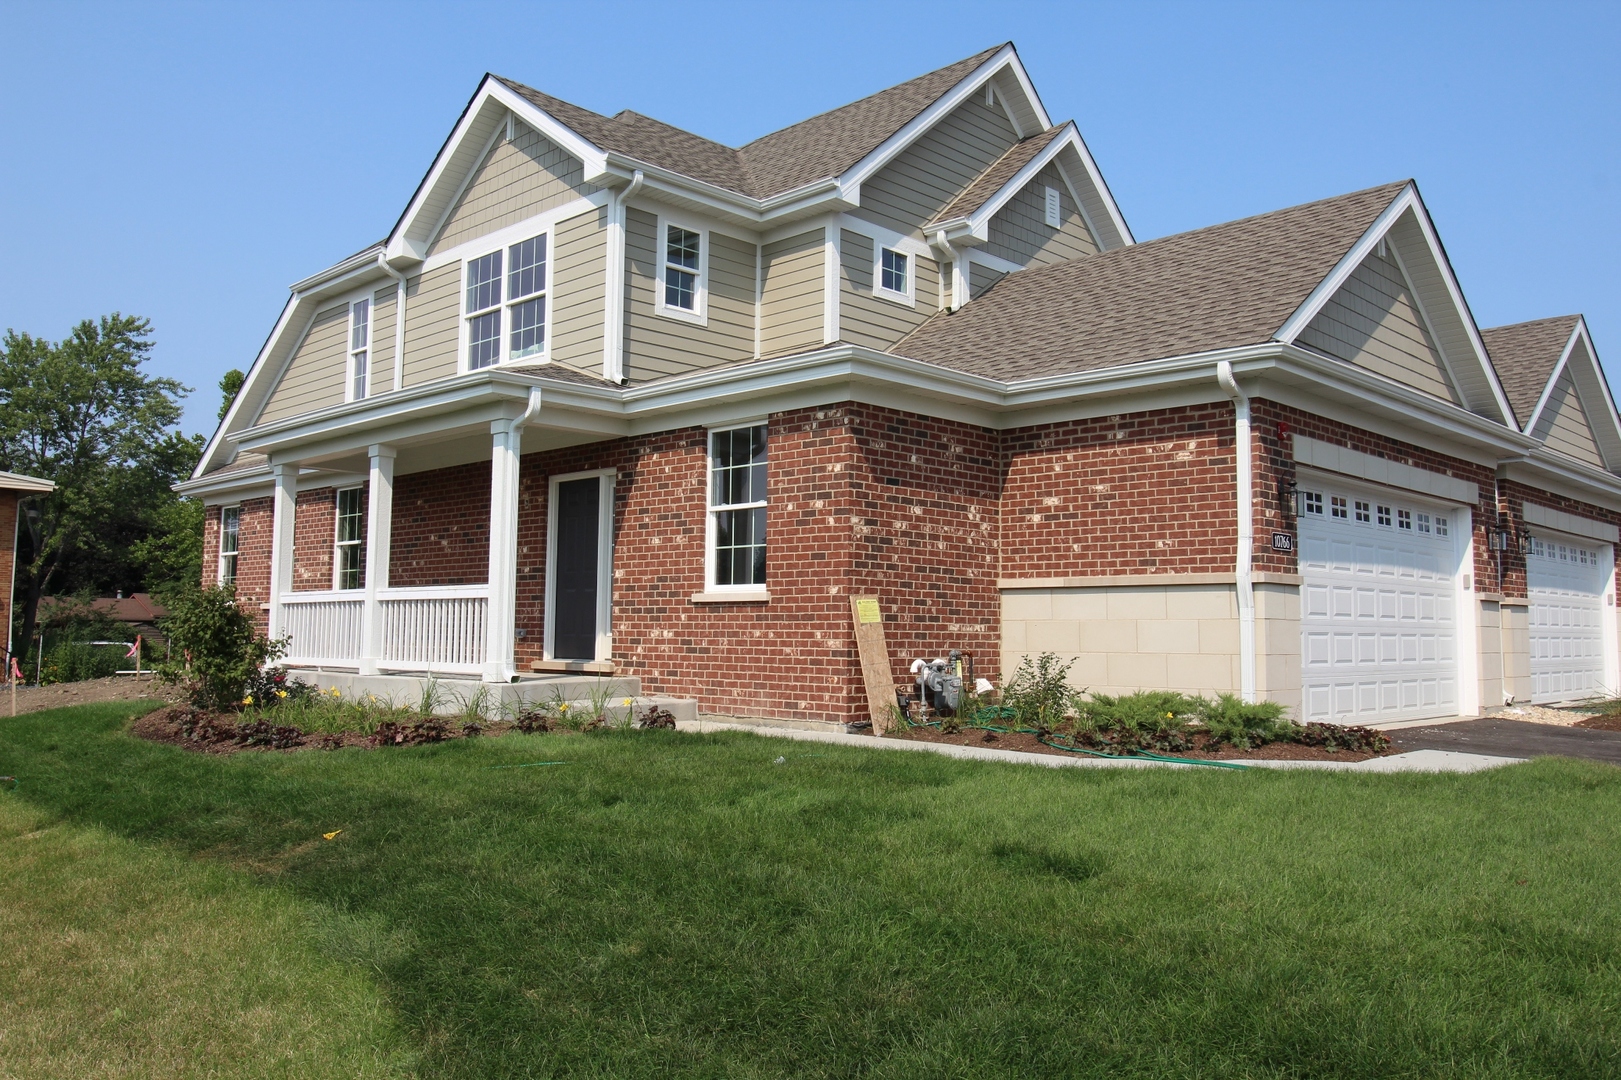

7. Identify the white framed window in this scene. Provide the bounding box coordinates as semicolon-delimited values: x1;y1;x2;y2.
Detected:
462;232;548;371
1043;185;1061;228
1397;508;1413;530
1355;500;1371;523
1435;514;1449;537
218;506;240;586
1377;504;1393;528
347;298;371;401
706;423;767;590
335;487;364;590
874;246;914;306
1300;490;1323;515
655;217;707;324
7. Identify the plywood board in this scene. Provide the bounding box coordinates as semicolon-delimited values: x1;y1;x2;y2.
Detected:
851;595;895;734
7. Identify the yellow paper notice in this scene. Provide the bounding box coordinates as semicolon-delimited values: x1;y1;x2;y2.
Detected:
856;598;882;624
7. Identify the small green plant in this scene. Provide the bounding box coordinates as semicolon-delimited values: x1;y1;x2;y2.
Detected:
1196;694;1291;749
158;585;287;710
1083;690;1200;734
417;676;445;716
1001;653;1081;730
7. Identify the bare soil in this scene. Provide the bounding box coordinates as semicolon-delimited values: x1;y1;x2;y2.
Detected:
1575;714;1621;732
130;705;593;755
884;725;1390;762
4;675;180;717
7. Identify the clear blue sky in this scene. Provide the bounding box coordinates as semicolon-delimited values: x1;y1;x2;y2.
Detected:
3;1;1617;436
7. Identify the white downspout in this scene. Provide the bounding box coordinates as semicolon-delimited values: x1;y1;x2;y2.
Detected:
1217;360;1257;703
602;170;644;384
378;257;408;393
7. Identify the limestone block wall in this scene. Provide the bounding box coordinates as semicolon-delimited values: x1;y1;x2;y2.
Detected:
1500;600;1531;704
1477;599;1504;711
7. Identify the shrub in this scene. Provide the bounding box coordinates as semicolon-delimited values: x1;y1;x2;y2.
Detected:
637;705;677;730
1296;722;1391;753
243;667;316;711
1197;694;1292;749
1002;653;1081;730
158;585;286;710
40;640;129;683
1083;690;1200;735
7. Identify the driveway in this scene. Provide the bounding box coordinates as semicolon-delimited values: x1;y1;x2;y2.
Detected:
1390;718;1621;766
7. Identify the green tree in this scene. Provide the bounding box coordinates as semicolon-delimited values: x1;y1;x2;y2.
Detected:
0;314;195;661
218;368;245;420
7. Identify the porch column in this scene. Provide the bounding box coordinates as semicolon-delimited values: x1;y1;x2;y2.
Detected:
483;418;525;682
358;443;395;675
267;462;297;642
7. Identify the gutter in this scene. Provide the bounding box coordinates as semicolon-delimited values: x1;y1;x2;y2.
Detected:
603;170;644;383
1217;360;1257;703
377;256;409;394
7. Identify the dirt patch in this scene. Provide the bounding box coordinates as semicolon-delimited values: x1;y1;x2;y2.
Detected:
5;675;181;717
884;726;1389;763
132;705;502;754
1575;714;1621;732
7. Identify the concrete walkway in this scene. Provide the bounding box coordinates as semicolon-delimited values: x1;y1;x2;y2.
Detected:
1392;717;1621;766
678;720;1524;773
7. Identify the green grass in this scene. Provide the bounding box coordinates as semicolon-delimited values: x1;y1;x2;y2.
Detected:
3;702;1620;1078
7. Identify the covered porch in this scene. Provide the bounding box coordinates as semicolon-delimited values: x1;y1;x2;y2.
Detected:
236;370;627;683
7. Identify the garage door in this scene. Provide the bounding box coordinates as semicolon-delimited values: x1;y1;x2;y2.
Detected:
1527;535;1609;703
1298;481;1461;724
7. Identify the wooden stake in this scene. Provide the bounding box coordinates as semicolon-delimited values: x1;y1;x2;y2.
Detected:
850;595;895;734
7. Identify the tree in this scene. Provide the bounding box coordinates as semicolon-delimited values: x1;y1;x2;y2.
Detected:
218;368;245;420
0;314;195;662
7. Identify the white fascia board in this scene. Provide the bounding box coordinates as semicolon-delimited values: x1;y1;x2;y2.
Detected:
1521;333;1576;435
838;45;1019;193
1570;318;1621;468
288;245;386;294
175;464;273;499
0;471;55;493
1510;449;1621;507
925;123;1078;239
1524;317;1621;471
193;293;301;478
1059;125;1132;248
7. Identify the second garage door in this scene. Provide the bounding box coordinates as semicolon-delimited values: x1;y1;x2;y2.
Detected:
1298;479;1463;725
1527;535;1610;703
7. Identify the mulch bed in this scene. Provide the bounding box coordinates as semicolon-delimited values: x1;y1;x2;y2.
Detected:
1575;714;1621;732
883;725;1391;762
132;705;523;755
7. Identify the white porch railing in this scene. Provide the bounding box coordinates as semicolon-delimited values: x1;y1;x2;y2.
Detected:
378;585;488;674
276;585;489;675
281;592;363;665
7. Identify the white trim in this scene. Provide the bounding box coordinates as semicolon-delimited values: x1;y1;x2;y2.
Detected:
332;484;365;591
422;124;505;258
1521;318;1621;472
458;227;553;374
834;215;934;260
966;247;1023;277
822;219;839;343
873;244;916;307
704;421;769;594
543;467;616;663
422;192;606;274
1384;237;1467;410
344;297;373;403
653;213;709;326
753;240;763;359
217;503;242;587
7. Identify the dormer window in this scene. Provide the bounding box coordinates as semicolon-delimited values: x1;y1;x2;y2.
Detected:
875;246;914;306
464;233;548;371
348;298;370;400
656;218;707;323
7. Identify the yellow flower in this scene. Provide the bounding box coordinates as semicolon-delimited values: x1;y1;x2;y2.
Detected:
276;689;288;699
559;703;569;712
623;697;633;706
1166;712;1175;719
322;829;342;841
242;696;253;705
330;687;341;697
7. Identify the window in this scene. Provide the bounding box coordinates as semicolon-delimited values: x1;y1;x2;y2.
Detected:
219;506;240;586
1435;515;1448;537
1417;512;1431;534
348;299;370;400
1043;185;1061;228
1300;490;1323;515
335;487;364;590
463;233;548;370
881;248;909;294
1355;500;1371;523
1377;505;1392;528
708;424;767;589
1397;508;1412;530
658;223;705;320
1331;495;1348;519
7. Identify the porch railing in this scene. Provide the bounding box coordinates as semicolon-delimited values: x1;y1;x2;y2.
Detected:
276;585;489;675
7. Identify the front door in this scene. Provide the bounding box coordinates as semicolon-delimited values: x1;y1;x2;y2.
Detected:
550;475;604;661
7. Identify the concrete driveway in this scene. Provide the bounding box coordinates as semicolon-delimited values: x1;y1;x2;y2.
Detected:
1391;718;1621;766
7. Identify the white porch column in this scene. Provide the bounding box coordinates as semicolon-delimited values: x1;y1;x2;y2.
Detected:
358;444;395;675
484;388;542;682
267;462;297;642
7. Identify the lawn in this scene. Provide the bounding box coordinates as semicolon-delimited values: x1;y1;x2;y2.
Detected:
2;702;1619;1078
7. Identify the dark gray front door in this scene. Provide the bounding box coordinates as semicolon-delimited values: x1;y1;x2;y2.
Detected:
552;477;600;660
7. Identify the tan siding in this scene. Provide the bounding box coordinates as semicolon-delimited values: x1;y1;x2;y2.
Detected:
369;285;396;394
1298;249;1460;404
401;262;461;386
549;205;607;374
969;261;1005;299
1534;369;1605;466
620;208;755;380
838;229;938;350
430;122;598;255
983;164;1099;267
852;97;1019;238
759;228;824;357
260;304;347;422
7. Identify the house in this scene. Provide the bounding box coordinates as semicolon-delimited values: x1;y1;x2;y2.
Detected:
179;43;1621;727
36;592;169;644
1;470;56;666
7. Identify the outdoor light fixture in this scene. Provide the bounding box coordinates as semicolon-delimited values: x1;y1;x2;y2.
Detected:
1280;478;1298;513
1489;525;1530;554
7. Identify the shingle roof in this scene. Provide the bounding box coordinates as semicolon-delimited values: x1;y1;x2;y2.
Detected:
930;125;1066;225
894;181;1409;381
1480;315;1580;428
496;45;1004;200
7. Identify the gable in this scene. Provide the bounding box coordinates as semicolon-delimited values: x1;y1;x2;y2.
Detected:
1533;366;1606;467
429;121;598;257
983;162;1099;267
259;304;349;424
1296;245;1460;404
855;95;1019;237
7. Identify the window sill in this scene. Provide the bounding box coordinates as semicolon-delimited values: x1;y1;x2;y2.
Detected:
873;288;915;308
690;590;770;604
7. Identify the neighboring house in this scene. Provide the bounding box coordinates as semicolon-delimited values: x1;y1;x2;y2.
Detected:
178;42;1621;726
1;470;56;665
37;592;169;644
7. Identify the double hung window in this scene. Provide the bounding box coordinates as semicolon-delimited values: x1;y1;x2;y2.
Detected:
335;487;364;590
708;425;767;589
875;246;914;305
657;221;706;322
464;233;548;370
219;507;240;586
348;298;370;400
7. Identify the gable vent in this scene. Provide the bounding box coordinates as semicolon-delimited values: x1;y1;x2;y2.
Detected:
1043;186;1061;228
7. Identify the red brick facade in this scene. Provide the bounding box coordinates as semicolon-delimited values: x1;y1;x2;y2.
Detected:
202;496;274;634
1496;478;1621;598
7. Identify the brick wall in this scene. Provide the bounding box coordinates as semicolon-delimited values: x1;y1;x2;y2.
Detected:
292;487;338;591
390;461;489;587
200;496;274;634
1497;478;1621;599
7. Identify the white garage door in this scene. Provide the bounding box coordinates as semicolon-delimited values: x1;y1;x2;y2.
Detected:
1527;535;1610;703
1298;481;1461;725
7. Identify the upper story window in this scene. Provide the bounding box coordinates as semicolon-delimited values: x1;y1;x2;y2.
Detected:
708;424;767;589
656;219;706;324
335;487;364;590
464;233;548;371
348;298;370;400
219;506;240;586
875;246;915;306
